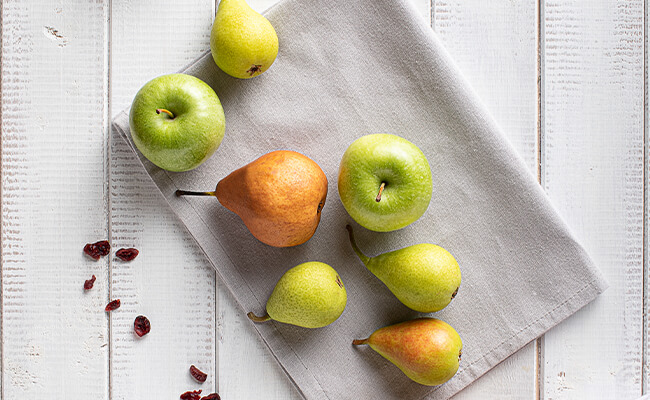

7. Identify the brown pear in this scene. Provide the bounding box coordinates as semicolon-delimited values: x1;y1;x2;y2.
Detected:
177;150;328;247
353;318;462;386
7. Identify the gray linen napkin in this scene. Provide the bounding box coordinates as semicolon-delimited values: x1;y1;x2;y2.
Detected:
112;0;608;397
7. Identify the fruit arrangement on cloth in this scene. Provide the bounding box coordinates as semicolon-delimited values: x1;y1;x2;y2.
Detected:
127;0;463;387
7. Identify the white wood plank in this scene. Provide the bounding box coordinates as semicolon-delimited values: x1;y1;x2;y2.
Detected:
432;1;539;399
109;1;219;398
1;0;110;397
541;0;644;398
212;0;300;397
433;0;539;173
217;285;302;400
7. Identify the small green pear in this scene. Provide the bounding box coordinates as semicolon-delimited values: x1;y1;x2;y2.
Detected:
248;262;347;328
210;0;279;79
346;225;461;313
353;318;462;386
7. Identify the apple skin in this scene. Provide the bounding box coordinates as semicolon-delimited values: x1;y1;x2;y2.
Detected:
129;74;226;172
338;134;433;232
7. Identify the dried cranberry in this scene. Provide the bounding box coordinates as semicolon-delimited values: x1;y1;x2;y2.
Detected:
95;241;111;256
134;315;151;337
84;240;111;260
189;365;207;383
105;299;121;312
180;390;202;400
116;248;139;261
84;275;96;290
201;394;220;400
84;243;101;260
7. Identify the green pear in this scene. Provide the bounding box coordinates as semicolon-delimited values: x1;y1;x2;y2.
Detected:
248;262;347;328
353;318;462;386
210;0;279;79
346;225;460;313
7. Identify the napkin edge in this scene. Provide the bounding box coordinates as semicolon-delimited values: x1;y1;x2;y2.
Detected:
425;275;607;399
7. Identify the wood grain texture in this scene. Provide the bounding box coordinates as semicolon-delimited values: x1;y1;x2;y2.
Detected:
1;1;646;399
433;1;539;398
217;284;302;399
0;0;110;397
433;0;539;173
541;0;645;398
110;1;218;398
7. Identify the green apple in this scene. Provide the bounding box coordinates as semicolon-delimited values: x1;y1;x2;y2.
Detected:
338;134;433;232
129;74;226;172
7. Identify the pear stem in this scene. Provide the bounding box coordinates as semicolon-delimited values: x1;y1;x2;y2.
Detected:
247;64;263;76
346;225;371;265
352;338;369;346
375;182;386;202
247;312;271;323
175;189;217;197
156;108;175;119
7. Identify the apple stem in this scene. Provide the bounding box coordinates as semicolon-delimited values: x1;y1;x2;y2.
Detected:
346;225;371;265
352;338;369;346
156;108;175;119
375;182;386;202
175;189;217;197
247;312;271;323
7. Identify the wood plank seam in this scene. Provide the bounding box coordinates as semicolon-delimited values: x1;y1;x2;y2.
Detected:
639;24;648;388
107;0;114;398
430;0;435;31
102;3;114;398
536;0;545;398
215;7;220;394
0;0;4;396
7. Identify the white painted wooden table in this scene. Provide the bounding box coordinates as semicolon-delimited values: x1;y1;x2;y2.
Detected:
0;0;646;398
